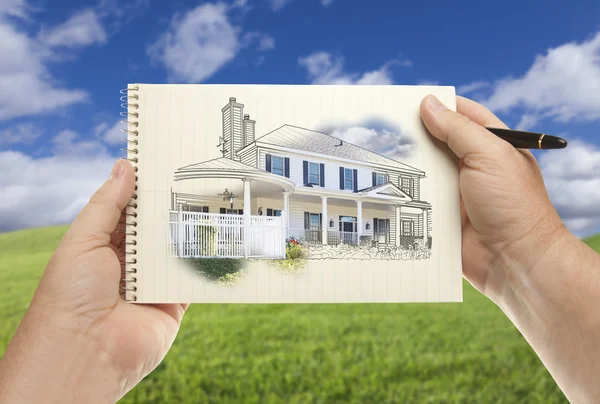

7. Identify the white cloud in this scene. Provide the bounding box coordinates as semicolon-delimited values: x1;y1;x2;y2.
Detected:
38;9;107;48
98;120;123;145
258;34;275;51
327;125;415;160
0;123;42;145
321;0;335;5
515;114;539;131
483;32;600;123
0;150;115;232
539;139;600;237
0;2;116;121
0;0;31;19
457;80;490;95
298;51;409;85
51;129;109;157
148;3;239;83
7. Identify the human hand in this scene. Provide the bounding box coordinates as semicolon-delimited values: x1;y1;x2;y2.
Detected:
419;95;568;302
0;160;188;403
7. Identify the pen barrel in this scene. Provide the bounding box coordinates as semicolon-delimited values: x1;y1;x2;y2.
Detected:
486;128;546;149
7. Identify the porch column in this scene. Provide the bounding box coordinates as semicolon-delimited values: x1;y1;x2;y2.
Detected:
243;179;252;258
423;208;429;242
395;205;402;247
356;200;363;239
177;202;184;257
321;196;328;245
283;191;291;239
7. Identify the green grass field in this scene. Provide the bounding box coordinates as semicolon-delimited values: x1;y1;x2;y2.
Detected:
2;227;598;403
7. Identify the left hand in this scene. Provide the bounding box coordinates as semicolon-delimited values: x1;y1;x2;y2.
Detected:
0;159;188;403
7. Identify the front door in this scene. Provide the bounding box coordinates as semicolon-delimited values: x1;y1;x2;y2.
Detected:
375;218;388;243
339;216;357;244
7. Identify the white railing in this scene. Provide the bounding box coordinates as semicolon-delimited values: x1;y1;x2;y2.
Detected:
287;229;360;246
288;228;322;245
328;231;358;246
168;211;285;259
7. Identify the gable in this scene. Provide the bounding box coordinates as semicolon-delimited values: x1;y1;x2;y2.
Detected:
361;182;412;202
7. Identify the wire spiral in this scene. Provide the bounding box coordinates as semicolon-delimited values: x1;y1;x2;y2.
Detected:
119;85;139;302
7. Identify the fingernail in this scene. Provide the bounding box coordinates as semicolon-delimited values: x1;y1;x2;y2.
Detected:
426;95;448;114
110;160;125;180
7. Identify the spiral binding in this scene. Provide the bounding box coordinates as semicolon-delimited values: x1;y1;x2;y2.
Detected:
119;85;139;302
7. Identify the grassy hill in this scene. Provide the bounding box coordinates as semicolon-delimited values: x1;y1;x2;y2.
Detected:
4;227;598;403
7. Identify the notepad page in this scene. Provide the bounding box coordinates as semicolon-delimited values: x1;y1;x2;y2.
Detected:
131;84;461;303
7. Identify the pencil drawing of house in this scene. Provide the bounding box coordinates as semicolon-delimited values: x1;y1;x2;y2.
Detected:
169;97;432;260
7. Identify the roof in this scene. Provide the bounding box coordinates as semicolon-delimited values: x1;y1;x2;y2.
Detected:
177;157;265;173
174;157;295;191
243;124;424;175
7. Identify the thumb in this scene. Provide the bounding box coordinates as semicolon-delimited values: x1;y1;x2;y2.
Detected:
67;159;135;242
420;95;508;159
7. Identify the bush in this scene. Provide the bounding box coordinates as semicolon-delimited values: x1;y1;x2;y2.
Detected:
286;243;305;260
185;258;245;283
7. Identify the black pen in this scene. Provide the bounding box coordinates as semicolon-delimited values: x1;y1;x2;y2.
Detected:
484;127;567;150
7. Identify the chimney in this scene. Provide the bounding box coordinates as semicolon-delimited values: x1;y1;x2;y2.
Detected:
221;97;244;160
243;114;256;147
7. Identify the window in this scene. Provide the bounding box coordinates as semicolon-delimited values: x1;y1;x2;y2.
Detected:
220;208;243;215
344;168;353;190
401;177;412;196
309;213;321;229
271;156;284;176
402;220;413;235
266;209;282;217
308;162;320;185
375;173;387;186
184;205;209;213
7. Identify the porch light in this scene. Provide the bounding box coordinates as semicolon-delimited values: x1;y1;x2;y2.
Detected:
366;221;370;230
329;219;334;227
229;194;235;209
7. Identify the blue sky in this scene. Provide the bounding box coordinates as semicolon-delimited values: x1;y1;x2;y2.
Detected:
1;0;599;235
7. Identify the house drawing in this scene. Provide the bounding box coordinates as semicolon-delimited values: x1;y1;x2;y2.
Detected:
169;97;432;260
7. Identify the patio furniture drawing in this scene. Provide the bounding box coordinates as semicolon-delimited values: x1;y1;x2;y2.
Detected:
169;97;433;260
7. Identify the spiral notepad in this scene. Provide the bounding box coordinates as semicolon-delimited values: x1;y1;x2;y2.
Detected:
120;84;462;304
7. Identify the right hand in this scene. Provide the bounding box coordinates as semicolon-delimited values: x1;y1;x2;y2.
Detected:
419;95;568;301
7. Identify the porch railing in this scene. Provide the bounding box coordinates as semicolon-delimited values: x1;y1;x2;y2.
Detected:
288;229;360;246
168;211;285;259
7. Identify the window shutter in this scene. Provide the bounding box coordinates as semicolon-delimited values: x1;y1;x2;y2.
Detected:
386;219;391;242
372;172;376;186
303;161;308;185
339;167;344;190
284;157;290;178
266;154;272;172
202;206;209;213
319;163;325;187
267;208;273;217
319;213;323;229
220;208;226;214
304;212;310;229
353;169;358;192
373;218;378;234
